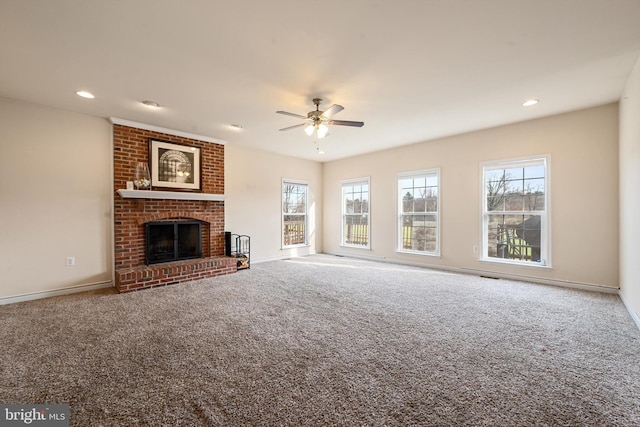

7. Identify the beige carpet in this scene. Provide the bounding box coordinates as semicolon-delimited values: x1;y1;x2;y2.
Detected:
1;254;639;426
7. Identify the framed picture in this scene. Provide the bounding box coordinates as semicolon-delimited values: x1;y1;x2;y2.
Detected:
150;140;201;191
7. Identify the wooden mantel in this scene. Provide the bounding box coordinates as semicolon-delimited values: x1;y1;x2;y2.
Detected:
117;189;226;201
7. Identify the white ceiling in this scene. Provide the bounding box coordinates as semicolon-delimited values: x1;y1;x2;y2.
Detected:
1;0;639;162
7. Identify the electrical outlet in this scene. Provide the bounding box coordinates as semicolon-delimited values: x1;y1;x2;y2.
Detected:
65;257;75;267
473;246;479;254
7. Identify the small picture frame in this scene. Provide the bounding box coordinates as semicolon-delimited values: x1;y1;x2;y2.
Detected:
150;139;201;191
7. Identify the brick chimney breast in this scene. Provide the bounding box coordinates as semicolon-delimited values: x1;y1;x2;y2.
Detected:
112;124;234;292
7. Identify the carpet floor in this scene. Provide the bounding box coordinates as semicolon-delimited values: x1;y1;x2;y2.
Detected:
1;254;639;426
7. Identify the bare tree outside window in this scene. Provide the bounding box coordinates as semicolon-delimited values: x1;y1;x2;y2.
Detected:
398;171;439;255
483;160;547;265
342;180;369;247
282;182;307;246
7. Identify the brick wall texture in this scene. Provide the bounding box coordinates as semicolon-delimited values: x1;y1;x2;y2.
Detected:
113;124;234;292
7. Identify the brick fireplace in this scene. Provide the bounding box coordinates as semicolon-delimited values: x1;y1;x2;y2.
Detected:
112;121;236;292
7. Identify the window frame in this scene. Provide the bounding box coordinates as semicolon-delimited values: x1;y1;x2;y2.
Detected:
340;177;371;249
480;155;551;267
396;168;441;257
281;179;309;248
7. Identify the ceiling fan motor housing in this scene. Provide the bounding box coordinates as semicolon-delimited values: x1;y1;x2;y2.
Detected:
308;98;324;122
307;110;323;121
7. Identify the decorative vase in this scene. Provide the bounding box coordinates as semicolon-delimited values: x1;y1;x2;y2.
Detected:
134;162;151;190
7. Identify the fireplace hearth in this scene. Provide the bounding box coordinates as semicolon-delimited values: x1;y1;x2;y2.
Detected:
145;220;202;265
113;123;233;292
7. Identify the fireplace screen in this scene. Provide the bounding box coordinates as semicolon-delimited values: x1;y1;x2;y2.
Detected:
145;221;202;265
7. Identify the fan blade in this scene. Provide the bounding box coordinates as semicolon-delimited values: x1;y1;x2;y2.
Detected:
276;110;307;119
320;104;344;119
279;123;306;131
330;119;364;127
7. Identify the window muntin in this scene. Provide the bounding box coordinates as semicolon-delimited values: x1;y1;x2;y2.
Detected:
397;169;440;255
282;181;308;247
341;178;369;248
482;157;549;266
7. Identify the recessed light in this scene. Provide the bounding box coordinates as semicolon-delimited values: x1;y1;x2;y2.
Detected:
522;99;539;107
76;91;94;99
230;124;243;130
142;100;160;109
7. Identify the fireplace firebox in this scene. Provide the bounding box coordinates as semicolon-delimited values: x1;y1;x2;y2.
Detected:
145;221;202;265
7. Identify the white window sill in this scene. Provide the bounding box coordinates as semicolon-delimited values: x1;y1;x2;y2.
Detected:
339;244;370;250
281;244;311;250
397;250;441;258
479;257;553;269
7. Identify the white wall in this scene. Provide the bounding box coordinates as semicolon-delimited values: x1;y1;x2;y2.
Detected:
323;104;620;289
619;56;640;321
0;97;112;300
0;97;323;301
0;95;626;301
225;143;322;262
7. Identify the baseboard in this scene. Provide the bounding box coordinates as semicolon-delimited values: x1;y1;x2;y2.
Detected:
619;291;640;331
457;267;619;293
322;250;387;261
321;251;618;294
0;281;114;306
252;251;318;265
250;255;291;265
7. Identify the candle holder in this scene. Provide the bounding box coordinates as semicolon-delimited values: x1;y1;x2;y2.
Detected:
134;162;151;190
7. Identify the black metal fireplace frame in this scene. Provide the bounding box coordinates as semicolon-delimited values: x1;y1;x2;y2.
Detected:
145;220;203;265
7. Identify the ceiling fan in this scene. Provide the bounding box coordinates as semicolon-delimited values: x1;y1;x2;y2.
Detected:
276;98;364;139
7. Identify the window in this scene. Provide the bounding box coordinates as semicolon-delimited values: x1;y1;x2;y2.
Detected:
482;156;550;266
282;180;308;247
397;169;440;255
341;178;370;248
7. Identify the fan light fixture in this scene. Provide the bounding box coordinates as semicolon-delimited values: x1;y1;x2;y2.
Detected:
305;123;329;139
